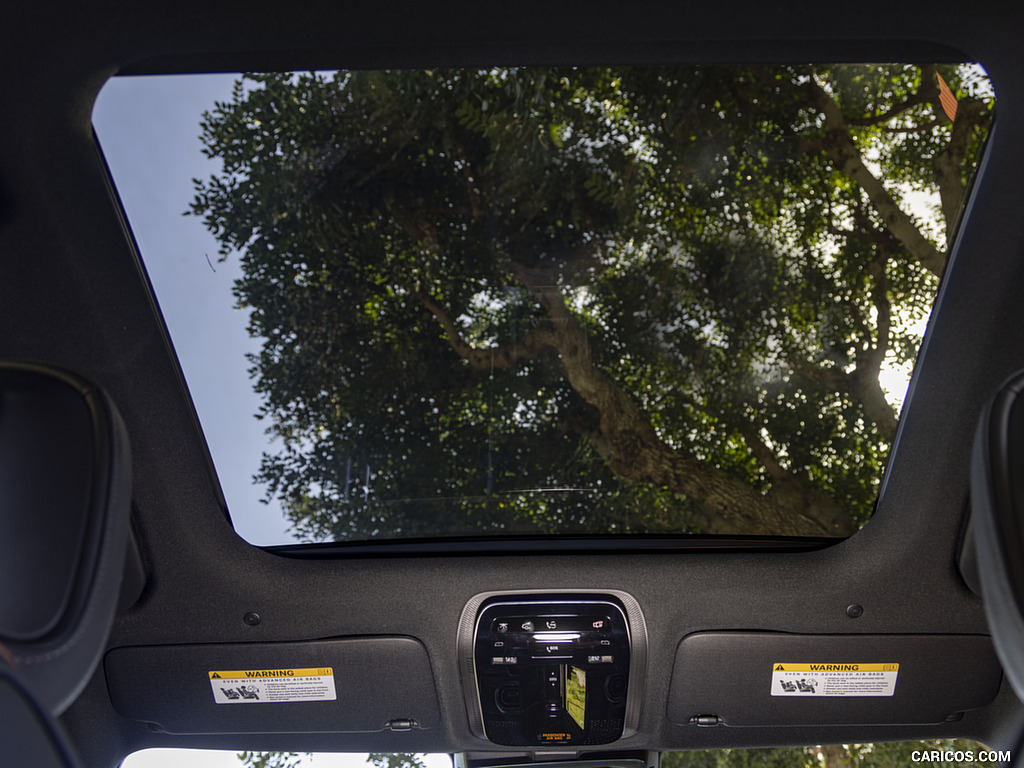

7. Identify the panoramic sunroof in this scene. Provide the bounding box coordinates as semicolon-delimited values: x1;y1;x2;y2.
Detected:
94;64;993;546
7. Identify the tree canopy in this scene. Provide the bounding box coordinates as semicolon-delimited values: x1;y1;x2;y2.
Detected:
236;740;991;768
660;740;991;768
191;63;992;540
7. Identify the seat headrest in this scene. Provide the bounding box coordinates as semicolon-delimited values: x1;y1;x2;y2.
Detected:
971;369;1024;703
0;661;84;767
0;360;131;714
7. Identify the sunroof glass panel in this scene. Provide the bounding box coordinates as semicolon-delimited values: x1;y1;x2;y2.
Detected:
94;63;993;544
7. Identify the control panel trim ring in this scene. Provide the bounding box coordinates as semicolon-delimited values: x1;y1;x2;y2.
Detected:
457;589;648;746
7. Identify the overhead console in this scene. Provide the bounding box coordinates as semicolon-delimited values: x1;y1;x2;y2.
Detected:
458;591;647;748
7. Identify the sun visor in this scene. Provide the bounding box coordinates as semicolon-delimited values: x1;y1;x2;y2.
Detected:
667;632;1001;727
104;637;440;735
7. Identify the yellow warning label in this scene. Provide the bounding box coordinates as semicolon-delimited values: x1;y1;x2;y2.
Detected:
208;667;333;680
208;667;336;704
771;662;900;697
772;663;898;672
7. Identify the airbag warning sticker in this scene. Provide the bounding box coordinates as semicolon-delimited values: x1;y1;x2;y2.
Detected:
771;663;899;697
208;667;336;704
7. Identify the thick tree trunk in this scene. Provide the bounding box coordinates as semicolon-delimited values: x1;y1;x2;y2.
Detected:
818;745;855;768
518;273;858;537
419;274;860;536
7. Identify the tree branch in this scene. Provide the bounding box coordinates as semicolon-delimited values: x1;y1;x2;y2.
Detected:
826;222;889;246
933;96;990;245
859;250;891;377
804;77;947;277
790;350;898;443
846;89;932;127
386;200;440;253
417;290;554;370
737;424;789;482
878;118;944;134
445;115;485;219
